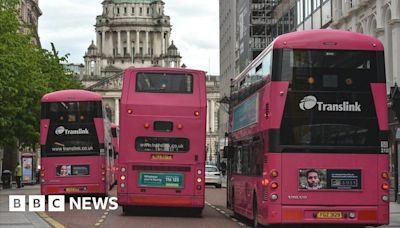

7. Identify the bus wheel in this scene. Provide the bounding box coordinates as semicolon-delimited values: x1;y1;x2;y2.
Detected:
253;196;264;228
122;206;130;215
232;189;240;218
189;208;203;217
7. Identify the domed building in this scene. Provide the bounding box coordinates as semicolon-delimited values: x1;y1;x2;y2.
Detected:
82;0;182;124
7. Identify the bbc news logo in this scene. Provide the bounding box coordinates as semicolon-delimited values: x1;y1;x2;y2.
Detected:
9;195;118;212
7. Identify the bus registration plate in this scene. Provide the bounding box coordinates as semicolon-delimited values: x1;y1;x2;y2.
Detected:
316;211;342;219
65;187;80;192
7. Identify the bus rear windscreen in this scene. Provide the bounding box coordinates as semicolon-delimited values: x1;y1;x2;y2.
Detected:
41;101;102;156
136;73;193;93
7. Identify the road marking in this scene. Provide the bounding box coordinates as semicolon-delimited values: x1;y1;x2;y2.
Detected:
37;212;66;228
207;202;249;227
94;223;101;227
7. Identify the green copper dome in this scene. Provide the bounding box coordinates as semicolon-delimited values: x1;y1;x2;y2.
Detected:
112;0;160;3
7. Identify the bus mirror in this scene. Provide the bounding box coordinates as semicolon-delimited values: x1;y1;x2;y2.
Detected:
223;146;233;158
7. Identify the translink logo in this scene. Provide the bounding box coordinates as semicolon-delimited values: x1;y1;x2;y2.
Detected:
299;95;361;112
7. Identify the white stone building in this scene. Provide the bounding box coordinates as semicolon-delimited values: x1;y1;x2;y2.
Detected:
206;76;221;164
82;0;182;124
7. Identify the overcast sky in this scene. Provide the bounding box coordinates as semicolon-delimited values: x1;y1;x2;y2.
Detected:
38;0;219;75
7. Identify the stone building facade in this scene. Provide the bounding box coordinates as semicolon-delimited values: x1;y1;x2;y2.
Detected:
19;0;42;46
328;0;400;201
82;0;182;125
206;76;221;164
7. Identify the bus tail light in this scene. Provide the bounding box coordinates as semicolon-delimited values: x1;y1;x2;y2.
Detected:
196;177;202;183
177;123;183;129
261;178;269;186
271;182;279;189
120;175;126;181
197;169;202;175
120;167;126;173
144;122;150;128
381;171;389;179
270;170;279;178
381;183;389;190
127;109;133;114
194;111;200;116
382;195;389;202
120;183;126;188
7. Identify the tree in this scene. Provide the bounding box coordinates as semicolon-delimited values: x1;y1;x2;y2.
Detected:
0;0;82;148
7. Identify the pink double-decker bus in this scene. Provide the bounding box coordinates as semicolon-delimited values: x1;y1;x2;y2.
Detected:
225;30;389;227
40;90;114;196
117;67;206;215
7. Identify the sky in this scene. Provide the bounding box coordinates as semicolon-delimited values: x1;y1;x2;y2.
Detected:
38;0;220;75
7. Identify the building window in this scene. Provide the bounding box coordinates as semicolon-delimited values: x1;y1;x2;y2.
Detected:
139;47;143;56
132;7;135;15
124;7;127;14
147;8;150;15
117;8;120;14
140;8;142;15
123;47;127;55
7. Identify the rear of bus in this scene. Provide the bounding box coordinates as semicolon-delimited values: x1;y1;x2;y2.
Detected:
117;67;207;213
260;30;389;225
40;90;109;196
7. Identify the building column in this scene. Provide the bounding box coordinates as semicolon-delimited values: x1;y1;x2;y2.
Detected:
206;100;210;133
102;31;106;55
136;30;140;56
392;20;400;84
145;31;149;55
110;31;114;56
117;31;122;55
210;100;215;133
165;32;170;51
127;30;131;54
96;32;101;53
114;98;120;125
160;31;164;55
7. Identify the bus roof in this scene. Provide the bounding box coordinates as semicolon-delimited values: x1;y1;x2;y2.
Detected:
41;89;102;102
273;29;384;51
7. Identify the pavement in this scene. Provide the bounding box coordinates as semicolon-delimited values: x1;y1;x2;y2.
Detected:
0;185;52;228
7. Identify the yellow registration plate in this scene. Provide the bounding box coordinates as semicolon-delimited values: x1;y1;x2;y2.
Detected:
316;211;342;219
65;187;80;192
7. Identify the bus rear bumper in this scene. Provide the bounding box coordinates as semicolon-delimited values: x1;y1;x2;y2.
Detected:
259;205;389;225
118;193;204;208
41;184;107;195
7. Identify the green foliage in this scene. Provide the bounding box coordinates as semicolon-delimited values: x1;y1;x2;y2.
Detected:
0;0;82;147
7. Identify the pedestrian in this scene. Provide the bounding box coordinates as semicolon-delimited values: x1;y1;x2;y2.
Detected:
15;162;22;188
220;161;226;177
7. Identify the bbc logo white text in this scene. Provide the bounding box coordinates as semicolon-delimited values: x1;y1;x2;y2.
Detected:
9;195;118;212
